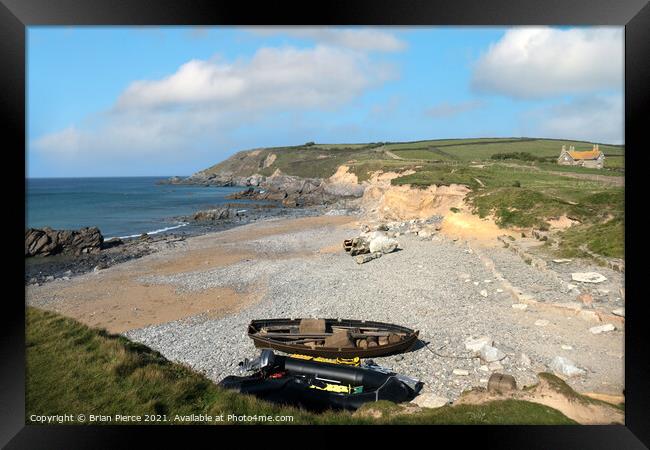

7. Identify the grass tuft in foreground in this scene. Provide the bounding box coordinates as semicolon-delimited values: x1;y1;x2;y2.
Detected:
26;307;576;425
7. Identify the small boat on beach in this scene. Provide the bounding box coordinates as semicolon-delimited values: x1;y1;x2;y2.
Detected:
247;318;419;358
220;350;423;412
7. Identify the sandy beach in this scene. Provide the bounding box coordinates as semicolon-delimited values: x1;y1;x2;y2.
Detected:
26;213;624;405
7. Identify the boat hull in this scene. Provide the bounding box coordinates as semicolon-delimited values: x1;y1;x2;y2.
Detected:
247;318;419;358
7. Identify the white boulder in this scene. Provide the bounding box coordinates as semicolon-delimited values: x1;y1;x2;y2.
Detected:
464;336;493;352
571;272;607;283
412;393;450;409
549;356;586;377
480;345;506;363
368;234;399;254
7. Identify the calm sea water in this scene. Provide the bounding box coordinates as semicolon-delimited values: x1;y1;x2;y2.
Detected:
26;177;248;239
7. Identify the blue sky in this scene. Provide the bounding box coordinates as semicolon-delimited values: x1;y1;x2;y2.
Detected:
27;26;623;177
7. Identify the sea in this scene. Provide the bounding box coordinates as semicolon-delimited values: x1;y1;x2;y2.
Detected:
25;177;255;239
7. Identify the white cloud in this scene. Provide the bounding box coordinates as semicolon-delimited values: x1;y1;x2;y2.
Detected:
425;100;485;118
472;27;623;98
248;27;407;53
33;126;84;157
34;44;396;163
115;45;389;112
522;95;624;144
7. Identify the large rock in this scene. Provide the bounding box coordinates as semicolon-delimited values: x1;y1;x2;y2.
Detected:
549;356;586;377
368;234;399;254
25;227;103;257
571;272;607;283
487;373;517;393
192;208;233;222
412;393;449;409
480;345;506;363
156;176;184;185
464;336;492;352
354;252;382;264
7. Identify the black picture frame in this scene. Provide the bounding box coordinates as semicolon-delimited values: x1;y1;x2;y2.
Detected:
3;0;649;447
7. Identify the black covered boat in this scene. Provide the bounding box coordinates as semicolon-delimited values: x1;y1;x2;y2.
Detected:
247;318;419;358
219;350;423;412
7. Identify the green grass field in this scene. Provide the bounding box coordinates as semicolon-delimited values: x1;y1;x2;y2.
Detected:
26;307;577;425
201;137;624;180
198;137;624;259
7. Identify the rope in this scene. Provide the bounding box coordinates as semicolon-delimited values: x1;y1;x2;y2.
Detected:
422;341;478;360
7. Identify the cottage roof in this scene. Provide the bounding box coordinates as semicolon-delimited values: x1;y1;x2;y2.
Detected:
567;149;602;160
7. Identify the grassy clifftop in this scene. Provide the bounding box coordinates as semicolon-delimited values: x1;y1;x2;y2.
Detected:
199;137;623;181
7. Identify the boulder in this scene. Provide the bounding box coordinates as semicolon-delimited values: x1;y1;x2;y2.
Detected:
368;234;399;254
612;308;625;317
25;227;103;257
192;208;232;222
571;272;607;283
487;373;517;393
480;345;506;363
411;393;449;409
549;356;585;377
464;336;492;352
452;369;469;376
354;252;382;264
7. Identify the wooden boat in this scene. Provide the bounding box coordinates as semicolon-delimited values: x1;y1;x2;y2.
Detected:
247;318;420;358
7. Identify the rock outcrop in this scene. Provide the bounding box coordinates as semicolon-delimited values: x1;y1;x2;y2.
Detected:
25;227;104;257
164;171;265;187
191;207;245;222
225;169;365;208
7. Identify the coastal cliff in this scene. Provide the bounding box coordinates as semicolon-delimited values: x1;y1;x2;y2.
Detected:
161;143;379;208
161;141;470;217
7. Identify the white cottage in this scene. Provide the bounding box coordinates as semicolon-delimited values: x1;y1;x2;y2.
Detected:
557;144;605;169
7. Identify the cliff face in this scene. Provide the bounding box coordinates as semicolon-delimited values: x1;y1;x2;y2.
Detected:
226;169;366;208
161;144;378;206
162;142;388;186
162;144;470;217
